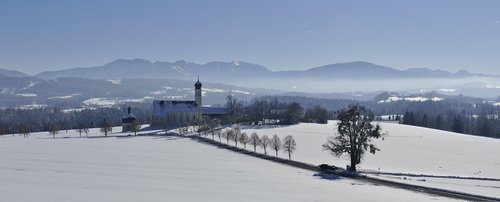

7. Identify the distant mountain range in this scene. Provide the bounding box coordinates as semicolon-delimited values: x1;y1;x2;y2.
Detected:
0;68;31;78
2;59;500;108
26;59;490;81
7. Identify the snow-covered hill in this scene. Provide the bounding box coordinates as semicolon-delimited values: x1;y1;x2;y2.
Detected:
239;121;500;198
0;126;450;201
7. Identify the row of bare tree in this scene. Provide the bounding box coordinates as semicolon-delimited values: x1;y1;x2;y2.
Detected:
201;126;297;160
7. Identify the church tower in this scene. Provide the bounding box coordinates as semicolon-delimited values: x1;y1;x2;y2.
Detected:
194;76;202;107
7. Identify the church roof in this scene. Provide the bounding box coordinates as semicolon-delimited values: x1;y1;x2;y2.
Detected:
122;113;137;123
195;76;202;89
152;100;228;116
202;107;227;115
153;100;200;116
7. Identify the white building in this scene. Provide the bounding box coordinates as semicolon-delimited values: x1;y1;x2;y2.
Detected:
151;78;226;128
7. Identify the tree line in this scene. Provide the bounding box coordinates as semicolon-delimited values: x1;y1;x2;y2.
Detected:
224;96;331;125
401;104;500;138
0;104;151;135
193;125;297;160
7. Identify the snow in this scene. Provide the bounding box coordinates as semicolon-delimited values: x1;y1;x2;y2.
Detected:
0;127;450;202
378;96;404;103
22;82;38;90
1;88;9;94
231;90;252;95
438;88;457;92
486;84;500;89
61;107;95;113
378;96;444;103
108;79;122;84
239;121;500;198
171;65;189;76
16;93;37;97
83;97;150;106
83;98;117;107
203;88;226;93
162;95;184;99
48;94;80;99
369;174;500;199
149;91;166;95
16;104;47;110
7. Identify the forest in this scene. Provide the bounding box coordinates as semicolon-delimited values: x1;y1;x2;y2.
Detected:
1;95;500;139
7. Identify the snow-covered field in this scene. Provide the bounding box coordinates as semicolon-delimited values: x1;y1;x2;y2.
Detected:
0;126;452;201
239;121;500;198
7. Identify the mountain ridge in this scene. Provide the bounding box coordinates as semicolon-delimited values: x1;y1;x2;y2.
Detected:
2;59;492;80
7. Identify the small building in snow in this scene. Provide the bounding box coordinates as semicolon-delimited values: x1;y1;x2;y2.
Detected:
122;106;138;132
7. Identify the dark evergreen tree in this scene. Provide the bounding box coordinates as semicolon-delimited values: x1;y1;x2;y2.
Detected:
452;115;464;133
284;102;304;125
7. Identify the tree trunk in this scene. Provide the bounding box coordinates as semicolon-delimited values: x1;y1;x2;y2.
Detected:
275;150;278;157
288;152;291;160
350;153;357;171
253;145;256;152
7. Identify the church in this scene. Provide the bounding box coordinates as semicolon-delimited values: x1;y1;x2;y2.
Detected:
151;78;227;128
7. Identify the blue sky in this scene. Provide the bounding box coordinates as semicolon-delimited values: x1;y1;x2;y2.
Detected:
0;0;499;74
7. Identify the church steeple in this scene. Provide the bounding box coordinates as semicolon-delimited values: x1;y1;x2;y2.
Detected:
194;76;202;106
195;75;202;89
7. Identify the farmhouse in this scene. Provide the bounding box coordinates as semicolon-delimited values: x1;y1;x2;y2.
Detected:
151;78;226;128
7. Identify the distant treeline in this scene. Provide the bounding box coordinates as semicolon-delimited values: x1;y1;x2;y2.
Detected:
224;96;330;125
401;103;500;138
0;104;151;135
246;95;500;138
2;95;500;139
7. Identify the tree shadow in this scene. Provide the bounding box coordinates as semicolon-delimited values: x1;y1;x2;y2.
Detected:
313;172;342;181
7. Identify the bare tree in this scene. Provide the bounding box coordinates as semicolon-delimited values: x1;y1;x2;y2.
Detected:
206;118;217;139
216;129;222;142
129;121;141;136
48;123;59;138
18;123;31;138
225;95;244;124
232;127;240;147
260;135;270;154
271;135;282;157
83;126;90;137
238;132;249;149
282;135;296;160
249;132;261;152
322;105;383;171
75;123;88;137
99;119;112;137
222;129;233;144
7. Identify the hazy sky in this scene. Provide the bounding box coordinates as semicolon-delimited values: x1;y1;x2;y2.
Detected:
1;0;499;75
